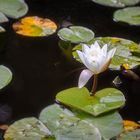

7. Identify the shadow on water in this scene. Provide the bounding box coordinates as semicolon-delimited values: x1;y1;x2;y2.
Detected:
0;0;140;123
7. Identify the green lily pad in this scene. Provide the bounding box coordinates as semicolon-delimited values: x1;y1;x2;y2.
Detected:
58;26;95;43
74;110;123;140
114;7;140;26
39;104;74;133
91;0;140;8
4;117;53;140
73;37;140;70
0;26;5;32
39;104;101;140
56;87;125;116
0;12;8;23
0;0;28;19
0;65;12;90
117;129;140;140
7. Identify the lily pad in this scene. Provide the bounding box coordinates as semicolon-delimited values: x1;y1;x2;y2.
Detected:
117;129;140;140
91;0;140;8
13;16;57;37
0;12;8;23
114;7;140;26
39;104;101;140
74;110;123;140
73;37;140;70
56;87;125;116
0;0;28;19
4;117;53;140
39;104;74;133
58;26;95;43
0;65;12;90
0;26;5;32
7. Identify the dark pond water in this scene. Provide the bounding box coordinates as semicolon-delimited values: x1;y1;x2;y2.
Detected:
1;0;140;125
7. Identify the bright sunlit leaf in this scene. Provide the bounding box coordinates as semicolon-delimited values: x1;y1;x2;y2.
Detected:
13;16;57;37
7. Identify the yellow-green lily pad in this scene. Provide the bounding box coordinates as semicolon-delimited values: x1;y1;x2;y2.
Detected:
56;87;125;116
73;37;140;70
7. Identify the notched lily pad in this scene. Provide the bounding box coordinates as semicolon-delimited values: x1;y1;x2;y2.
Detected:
58;26;95;43
39;104;101;140
91;0;140;8
0;65;12;90
4;117;52;140
13;16;57;37
73;37;140;70
56;87;125;116
114;7;140;26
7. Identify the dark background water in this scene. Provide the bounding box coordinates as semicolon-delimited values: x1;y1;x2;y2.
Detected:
0;0;140;124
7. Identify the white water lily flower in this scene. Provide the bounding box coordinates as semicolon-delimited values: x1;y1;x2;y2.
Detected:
77;41;116;88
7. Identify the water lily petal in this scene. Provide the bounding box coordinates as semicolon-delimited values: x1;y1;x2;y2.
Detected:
78;51;99;73
83;55;99;74
77;50;87;66
99;48;116;72
107;48;116;60
101;44;107;56
100;59;111;73
78;69;94;88
91;41;101;52
82;44;90;54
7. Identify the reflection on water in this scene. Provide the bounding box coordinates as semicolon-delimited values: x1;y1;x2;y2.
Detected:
0;0;140;122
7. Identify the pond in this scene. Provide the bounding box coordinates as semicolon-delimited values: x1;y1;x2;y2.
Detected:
1;0;140;139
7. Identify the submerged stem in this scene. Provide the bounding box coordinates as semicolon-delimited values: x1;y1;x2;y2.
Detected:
91;74;98;96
